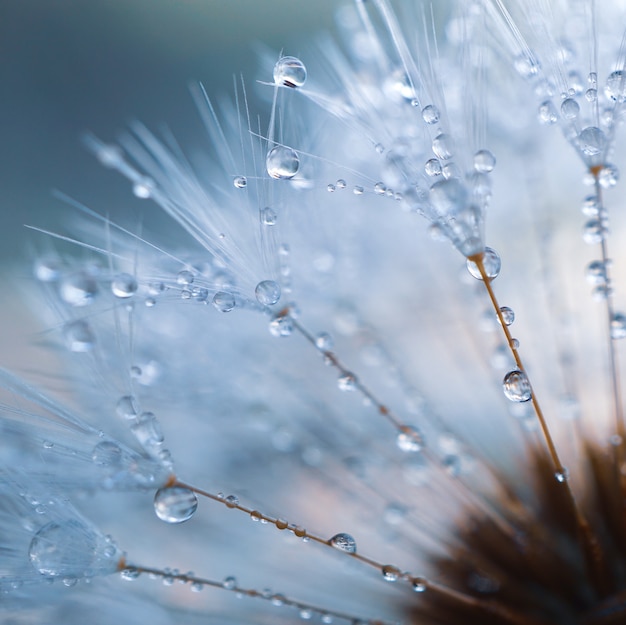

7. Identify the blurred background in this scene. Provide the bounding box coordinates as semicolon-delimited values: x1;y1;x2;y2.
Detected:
0;0;338;263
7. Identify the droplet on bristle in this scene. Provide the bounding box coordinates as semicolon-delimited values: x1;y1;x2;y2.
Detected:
273;56;307;88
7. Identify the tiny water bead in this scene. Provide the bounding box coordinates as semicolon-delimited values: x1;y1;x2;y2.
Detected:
598;164;619;189
255;280;281;306
261;207;277;226
554;468;570;483
176;270;194;286
606;70;626;103
498;306;515;326
132;176;155;199
466;248;501;281
59;272;98;307
587;260;608;285
212;291;236;312
116;395;139;420
424;158;442;177
233;176;247;189
153;486;198;523
269;314;294;337
396;426;424;452
91;441;122;467
314;332;333;351
329;533;357;553
63;320;95;352
273;56;307;88
421;104;440;124
111;273;138;298
432;133;453;160
583;219;606;245
29;520;117;578
560;97;580;121
224;495;240;508
503;370;532;403
473;149;496;173
412;578;427;593
353;185;364;195
266;146;300;179
381;565;401;582
538;100;558;125
337;372;357;391
131;412;165;447
610;313;626;340
578;127;606;158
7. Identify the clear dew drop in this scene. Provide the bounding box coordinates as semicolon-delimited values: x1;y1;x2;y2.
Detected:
116;395;139;420
337;372;357;391
59;272;98;307
63;320;95;352
132;176;154;199
233;176;247;189
273;56;307;88
382;565;401;582
374;182;386;195
583;219;606;245
582;195;600;217
503;370;532;403
606;70;626;103
466;248;501;281
212;291;235;313
315;332;333;350
598;164;619;189
396;426;424;452
269;314;294;337
329;533;357;553
91;441;122;467
153;486;198;523
29;520;102;578
224;495;239;508
514;54;539;79
579;127;606;157
412;577;427;592
120;567;140;581
538;100;558;125
421;105;440;124
560;97;580;120
424;158;442;177
261;207;277;226
111;273;138;298
34;258;61;282
336;179;346;189
610;313;626;340
353;185;364;195
131;412;164;447
473;150;496;173
498;306;515;326
432;133;453;160
255;280;281;306
266;146;299;179
555;468;569;483
177;270;194;286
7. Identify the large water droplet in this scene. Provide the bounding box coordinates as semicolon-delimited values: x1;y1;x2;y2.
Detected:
153;486;198;523
59;272;98;307
498;306;515;326
266;146;299;179
606;70;626;103
466;248;501;281
63;320;95;352
432;133;453;160
29;520;115;578
473;150;496;173
382;565;401;582
273;56;307;88
329;533;357;553
560;97;580;120
579;127;606;158
92;441;122;467
255;280;281;306
212;291;235;312
503;370;532;402
111;273;138;298
421;105;440;124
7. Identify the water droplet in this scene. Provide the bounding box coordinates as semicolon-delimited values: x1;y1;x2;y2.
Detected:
315;332;333;350
273;56;307;87
382;565;401;582
120;567;141;581
266;146;299;179
560;97;580;120
329;532;357;553
396;426;424;452
269;314;294;337
538;100;558;125
503;370;532;402
322;614;333;624
611;313;626;339
606;70;626;103
582;195;600;217
473;150;496;173
111;273;138;298
337;372;357;391
466;248;501;281
255;280;281;306
580;127;607;163
153;486;198;523
353;185;364;195
131;412;164;448
327;183;336;192
224;495;239;508
29;520;109;578
586;260;607;285
212;291;235;313
92;441;122;466
514;54;539;78
63;320;95;352
583;219;606;245
59;272;98;307
132;176;154;198
261;207;277;226
191;581;203;592
424;158;442;177
554;468;569;483
421;105;440;124
34;258;61;282
299;609;313;620
177;270;194;286
116;395;139;420
498;306;515;326
432;133;452;160
250;510;262;522
598;164;619;188
336;179;346;189
585;88;598;102
233;176;247;189
412;577;427;592
374;182;386;195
